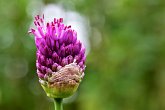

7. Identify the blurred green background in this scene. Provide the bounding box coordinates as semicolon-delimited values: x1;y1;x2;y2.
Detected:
0;0;165;110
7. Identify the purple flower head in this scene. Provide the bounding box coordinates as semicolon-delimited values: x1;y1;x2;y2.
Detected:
29;15;86;98
29;15;86;79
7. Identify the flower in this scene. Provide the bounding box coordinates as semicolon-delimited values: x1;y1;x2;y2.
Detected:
29;15;86;98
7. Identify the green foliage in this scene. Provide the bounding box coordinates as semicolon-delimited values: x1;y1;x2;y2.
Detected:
0;0;165;110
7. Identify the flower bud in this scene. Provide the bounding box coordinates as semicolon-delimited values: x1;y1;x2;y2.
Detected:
29;15;86;98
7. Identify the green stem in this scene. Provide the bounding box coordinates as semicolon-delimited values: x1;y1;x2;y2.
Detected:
54;98;63;110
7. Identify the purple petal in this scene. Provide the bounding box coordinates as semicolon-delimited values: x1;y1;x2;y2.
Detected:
72;30;77;44
46;58;53;68
52;52;59;63
74;55;81;63
45;36;52;48
52;63;59;71
46;68;52;74
73;41;82;55
80;47;85;55
55;40;59;50
38;27;45;37
37;72;44;79
78;61;84;68
58;45;65;57
65;30;73;45
43;46;52;57
37;38;45;50
64;44;73;56
57;65;62;71
37;54;46;66
61;58;68;66
66;55;73;64
39;66;46;74
81;55;86;63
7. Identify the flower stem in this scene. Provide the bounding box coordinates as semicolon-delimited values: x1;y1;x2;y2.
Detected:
54;98;63;110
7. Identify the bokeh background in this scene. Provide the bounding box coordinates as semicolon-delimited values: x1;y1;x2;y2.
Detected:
0;0;165;110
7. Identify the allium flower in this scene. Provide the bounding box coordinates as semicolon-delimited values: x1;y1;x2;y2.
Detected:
29;15;86;98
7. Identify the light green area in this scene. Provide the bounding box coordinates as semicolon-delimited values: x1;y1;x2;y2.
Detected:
0;0;165;110
41;82;79;98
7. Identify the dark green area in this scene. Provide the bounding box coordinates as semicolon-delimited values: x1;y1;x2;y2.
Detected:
0;0;165;110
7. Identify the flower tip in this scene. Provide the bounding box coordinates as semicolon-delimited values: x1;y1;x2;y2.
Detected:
59;18;63;23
